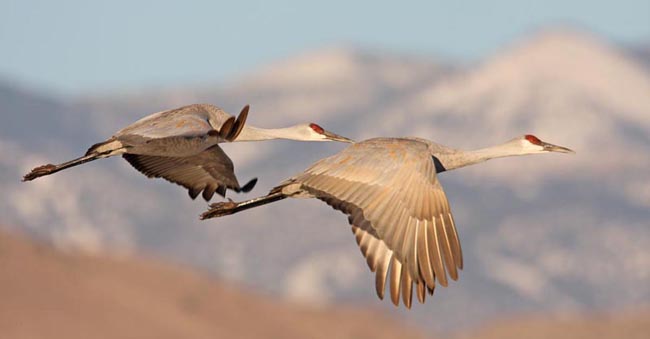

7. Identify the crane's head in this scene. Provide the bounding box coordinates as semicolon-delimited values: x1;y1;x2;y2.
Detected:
302;123;355;143
519;134;574;154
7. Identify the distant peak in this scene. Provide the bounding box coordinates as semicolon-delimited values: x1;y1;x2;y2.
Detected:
266;45;362;70
475;26;627;78
528;26;600;41
233;46;362;86
516;26;608;53
236;45;438;88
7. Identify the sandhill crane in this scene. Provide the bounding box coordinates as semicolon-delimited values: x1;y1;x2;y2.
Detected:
201;134;573;307
23;104;353;200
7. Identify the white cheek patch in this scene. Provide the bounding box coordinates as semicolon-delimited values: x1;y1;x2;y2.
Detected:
310;130;327;140
521;140;545;153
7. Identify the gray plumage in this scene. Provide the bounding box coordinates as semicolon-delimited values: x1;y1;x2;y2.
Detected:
201;135;573;308
23;103;354;200
107;103;246;156
23;104;254;200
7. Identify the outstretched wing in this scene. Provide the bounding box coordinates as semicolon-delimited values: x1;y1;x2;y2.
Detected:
292;138;463;308
123;144;256;201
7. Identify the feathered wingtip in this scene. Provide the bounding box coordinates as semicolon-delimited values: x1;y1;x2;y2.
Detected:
212;105;249;142
227;105;249;141
237;177;257;193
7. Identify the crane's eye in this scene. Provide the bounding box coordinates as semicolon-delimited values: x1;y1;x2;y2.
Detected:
309;123;324;134
525;134;542;145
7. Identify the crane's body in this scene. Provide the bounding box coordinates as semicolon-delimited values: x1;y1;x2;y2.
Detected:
97;104;237;157
23;104;353;200
201;135;573;308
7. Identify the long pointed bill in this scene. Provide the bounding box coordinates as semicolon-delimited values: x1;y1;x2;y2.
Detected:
323;130;355;143
542;142;575;153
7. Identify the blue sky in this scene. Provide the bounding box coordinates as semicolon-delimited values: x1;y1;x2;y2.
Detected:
1;0;649;95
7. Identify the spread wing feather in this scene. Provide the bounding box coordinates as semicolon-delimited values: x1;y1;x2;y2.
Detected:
293;138;462;307
122;144;248;200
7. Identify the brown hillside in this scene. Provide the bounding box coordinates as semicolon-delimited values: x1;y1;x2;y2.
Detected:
2;229;648;339
0;230;424;339
455;310;650;339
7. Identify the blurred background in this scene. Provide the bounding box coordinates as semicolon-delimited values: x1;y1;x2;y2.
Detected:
1;1;649;338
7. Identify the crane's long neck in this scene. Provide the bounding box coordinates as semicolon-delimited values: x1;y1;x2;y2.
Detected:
437;140;526;171
235;125;307;142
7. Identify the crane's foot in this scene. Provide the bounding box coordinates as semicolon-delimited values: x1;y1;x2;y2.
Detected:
200;200;238;220
22;164;57;182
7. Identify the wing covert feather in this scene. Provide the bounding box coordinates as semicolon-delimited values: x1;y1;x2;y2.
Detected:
117;104;229;139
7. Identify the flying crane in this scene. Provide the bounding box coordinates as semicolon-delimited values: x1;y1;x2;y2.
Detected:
201;134;573;307
23;103;353;200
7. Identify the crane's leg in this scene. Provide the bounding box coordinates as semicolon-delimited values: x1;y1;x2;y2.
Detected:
23;154;100;181
200;192;286;220
22;139;124;181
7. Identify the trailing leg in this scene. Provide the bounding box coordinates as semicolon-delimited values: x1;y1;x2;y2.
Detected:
22;139;125;181
200;192;286;219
